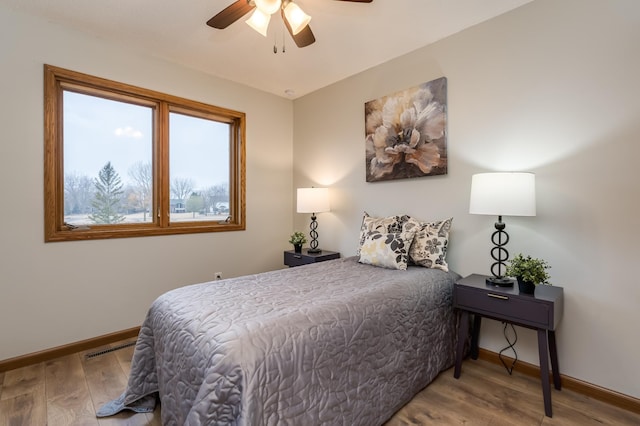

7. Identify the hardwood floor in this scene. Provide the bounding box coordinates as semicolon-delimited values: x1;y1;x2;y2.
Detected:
386;359;640;426
1;340;638;425
0;340;160;426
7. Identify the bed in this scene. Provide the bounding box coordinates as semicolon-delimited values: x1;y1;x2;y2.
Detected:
98;254;459;425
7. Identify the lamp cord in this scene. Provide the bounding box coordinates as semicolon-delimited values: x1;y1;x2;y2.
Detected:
499;322;518;375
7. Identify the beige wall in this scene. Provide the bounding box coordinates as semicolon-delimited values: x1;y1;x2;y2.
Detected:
293;0;640;398
0;6;294;360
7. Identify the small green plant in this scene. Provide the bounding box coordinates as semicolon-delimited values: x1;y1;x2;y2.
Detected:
288;231;307;245
505;253;551;285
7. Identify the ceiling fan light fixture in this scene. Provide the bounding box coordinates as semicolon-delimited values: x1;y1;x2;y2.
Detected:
254;0;282;15
246;8;271;37
283;2;311;35
209;0;373;48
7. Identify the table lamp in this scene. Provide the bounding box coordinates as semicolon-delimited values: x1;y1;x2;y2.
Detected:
297;187;330;253
469;172;536;286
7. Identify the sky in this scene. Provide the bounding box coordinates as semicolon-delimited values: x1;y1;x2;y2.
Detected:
63;91;230;191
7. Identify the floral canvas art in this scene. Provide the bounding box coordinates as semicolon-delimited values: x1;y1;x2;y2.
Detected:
365;77;447;182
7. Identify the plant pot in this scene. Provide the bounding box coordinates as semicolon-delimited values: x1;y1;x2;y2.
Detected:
517;277;536;295
293;244;302;254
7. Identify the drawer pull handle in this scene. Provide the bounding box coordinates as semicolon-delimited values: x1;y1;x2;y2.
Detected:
294;255;302;258
488;293;509;300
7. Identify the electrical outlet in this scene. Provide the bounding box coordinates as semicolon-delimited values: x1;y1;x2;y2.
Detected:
215;272;223;280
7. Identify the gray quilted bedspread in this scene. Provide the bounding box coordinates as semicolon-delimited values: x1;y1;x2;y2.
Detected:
113;257;459;425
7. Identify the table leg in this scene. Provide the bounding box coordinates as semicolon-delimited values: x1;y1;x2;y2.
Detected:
537;329;552;417
454;310;469;379
470;314;481;360
548;330;561;390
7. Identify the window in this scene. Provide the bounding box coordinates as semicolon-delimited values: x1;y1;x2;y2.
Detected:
44;65;246;242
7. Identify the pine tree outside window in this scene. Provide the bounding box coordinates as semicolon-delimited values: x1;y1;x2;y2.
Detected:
44;65;246;242
88;162;126;224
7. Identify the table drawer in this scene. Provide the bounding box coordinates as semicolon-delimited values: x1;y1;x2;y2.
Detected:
284;252;309;267
284;250;340;267
455;285;552;329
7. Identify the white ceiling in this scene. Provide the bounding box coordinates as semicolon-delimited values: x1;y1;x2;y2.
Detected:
2;0;533;98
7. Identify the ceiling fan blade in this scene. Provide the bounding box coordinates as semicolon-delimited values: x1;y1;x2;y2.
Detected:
207;0;254;29
292;25;316;47
281;9;316;48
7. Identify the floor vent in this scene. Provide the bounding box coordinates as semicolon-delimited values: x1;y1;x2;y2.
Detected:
85;341;137;359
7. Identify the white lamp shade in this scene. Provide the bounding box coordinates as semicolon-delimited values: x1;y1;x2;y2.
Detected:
246;8;271;37
297;188;330;213
469;172;536;217
254;0;282;15
283;2;311;35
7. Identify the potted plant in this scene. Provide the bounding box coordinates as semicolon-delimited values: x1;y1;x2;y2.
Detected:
288;231;307;253
505;253;551;295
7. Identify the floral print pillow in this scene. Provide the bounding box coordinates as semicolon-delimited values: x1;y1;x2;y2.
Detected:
358;230;416;270
356;212;412;256
403;217;452;272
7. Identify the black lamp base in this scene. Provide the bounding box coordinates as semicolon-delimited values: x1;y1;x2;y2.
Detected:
307;213;322;254
486;276;514;287
487;215;513;287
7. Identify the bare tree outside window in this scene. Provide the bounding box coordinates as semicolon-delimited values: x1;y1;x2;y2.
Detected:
203;184;230;214
171;177;195;205
128;161;152;221
64;172;94;215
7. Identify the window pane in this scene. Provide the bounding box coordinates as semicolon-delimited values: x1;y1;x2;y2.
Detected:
169;112;230;223
63;91;153;225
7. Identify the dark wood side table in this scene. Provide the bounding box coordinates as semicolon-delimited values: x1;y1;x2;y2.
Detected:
284;249;340;267
453;273;564;417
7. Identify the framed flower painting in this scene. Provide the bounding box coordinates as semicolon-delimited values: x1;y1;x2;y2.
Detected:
364;77;447;182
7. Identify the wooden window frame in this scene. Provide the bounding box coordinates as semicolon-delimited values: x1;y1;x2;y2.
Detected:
44;64;246;242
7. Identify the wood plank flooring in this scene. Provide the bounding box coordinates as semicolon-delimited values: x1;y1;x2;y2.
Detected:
386;358;640;425
0;340;160;426
1;339;638;425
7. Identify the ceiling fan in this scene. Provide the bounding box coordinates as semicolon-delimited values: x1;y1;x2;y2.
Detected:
207;0;373;48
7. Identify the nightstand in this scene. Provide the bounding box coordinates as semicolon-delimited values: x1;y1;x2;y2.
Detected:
453;273;564;417
284;249;340;267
